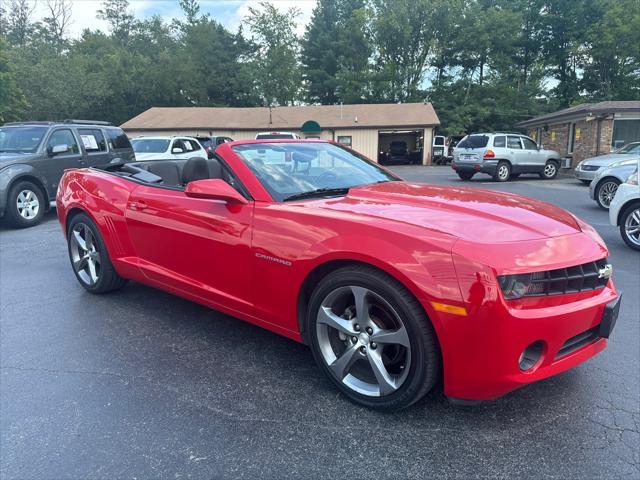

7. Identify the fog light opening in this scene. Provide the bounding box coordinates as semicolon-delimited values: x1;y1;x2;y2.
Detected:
519;341;545;371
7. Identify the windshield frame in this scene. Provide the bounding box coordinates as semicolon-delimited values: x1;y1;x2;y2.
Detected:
0;126;49;154
231;141;400;202
615;142;640;154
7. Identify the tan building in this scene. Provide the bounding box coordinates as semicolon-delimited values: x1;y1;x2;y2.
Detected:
121;103;440;164
516;101;640;166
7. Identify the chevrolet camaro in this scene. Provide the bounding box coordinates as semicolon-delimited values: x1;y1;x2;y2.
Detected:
56;140;621;410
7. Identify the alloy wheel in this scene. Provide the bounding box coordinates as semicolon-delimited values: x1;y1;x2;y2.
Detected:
544;163;557;178
498;165;509;181
69;223;102;285
16;189;40;220
598;181;619;208
316;286;411;397
624;208;640;247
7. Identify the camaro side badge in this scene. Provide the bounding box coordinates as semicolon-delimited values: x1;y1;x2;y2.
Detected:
598;264;613;280
255;252;292;267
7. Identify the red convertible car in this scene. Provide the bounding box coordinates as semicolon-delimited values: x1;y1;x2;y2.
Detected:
56;140;620;410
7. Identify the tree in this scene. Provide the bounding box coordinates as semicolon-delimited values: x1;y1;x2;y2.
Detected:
4;0;36;46
0;36;28;122
302;0;370;104
97;0;135;45
42;0;73;46
245;2;301;106
368;0;438;102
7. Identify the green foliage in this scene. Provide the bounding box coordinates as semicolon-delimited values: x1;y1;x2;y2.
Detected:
245;2;301;106
0;37;27;122
0;0;638;131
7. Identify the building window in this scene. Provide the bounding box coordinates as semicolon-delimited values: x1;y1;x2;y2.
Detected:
337;136;352;147
568;123;576;154
612;119;640;150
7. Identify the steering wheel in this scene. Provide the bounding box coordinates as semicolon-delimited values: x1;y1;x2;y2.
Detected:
318;168;339;182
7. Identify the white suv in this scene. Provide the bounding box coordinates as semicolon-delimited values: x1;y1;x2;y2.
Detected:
131;136;206;161
452;133;562;182
609;169;640;251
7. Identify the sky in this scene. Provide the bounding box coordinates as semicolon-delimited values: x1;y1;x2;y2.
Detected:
31;0;318;38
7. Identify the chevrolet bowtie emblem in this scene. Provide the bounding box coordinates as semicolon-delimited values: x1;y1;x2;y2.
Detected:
598;264;613;279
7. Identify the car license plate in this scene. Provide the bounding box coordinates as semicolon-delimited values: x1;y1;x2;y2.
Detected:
435;148;443;155
460;154;475;162
599;294;621;338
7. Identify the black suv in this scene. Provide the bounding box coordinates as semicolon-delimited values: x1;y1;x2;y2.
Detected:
0;120;135;228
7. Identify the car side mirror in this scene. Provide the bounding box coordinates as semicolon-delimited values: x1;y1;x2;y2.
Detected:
172;148;184;154
185;179;248;205
49;144;69;156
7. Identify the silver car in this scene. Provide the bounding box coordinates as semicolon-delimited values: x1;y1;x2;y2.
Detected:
452;133;562;182
589;157;640;209
575;142;640;184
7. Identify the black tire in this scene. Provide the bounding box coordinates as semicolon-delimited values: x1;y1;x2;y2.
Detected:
457;171;474;181
595;178;621;210
306;265;440;411
67;212;128;293
4;180;46;228
493;161;511;182
540;160;559;180
619;203;640;251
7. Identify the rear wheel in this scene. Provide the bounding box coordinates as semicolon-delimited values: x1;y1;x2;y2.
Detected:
306;265;440;411
595;178;621;210
493;161;511;182
619;203;640;251
67;213;128;293
4;180;45;228
540;160;559;180
457;171;474;181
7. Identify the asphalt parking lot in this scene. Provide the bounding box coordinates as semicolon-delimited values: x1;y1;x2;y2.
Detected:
1;167;638;479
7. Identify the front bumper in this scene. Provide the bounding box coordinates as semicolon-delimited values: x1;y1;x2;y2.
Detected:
575;168;597;181
452;160;498;176
433;234;618;401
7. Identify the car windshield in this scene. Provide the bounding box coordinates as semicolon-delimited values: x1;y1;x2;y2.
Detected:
615;143;640;154
0;126;48;153
232;142;399;202
132;139;170;153
457;135;489;149
196;138;213;149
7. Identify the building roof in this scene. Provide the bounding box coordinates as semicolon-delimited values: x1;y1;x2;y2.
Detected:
516;101;640;128
121;103;440;131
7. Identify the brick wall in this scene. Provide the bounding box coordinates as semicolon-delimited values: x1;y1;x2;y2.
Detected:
527;117;615;168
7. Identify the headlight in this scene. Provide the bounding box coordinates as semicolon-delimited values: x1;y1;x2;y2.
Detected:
498;272;547;299
576;161;584;170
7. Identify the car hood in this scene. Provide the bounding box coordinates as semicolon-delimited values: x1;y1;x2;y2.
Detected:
582;154;630;166
0;152;39;167
308;182;582;243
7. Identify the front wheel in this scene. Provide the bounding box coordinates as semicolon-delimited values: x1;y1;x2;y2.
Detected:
67;213;128;293
595;179;620;210
493;161;511;182
4;181;45;228
306;265;440;411
619;203;640;251
540;160;559;180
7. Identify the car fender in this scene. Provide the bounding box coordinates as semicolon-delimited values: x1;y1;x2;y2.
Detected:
296;232;464;343
0;163;51;215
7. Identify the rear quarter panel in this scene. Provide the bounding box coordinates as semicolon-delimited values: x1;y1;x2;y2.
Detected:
57;168;140;278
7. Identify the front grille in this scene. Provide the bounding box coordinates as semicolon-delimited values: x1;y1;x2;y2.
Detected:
527;258;610;297
581;165;600;172
556;326;600;359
